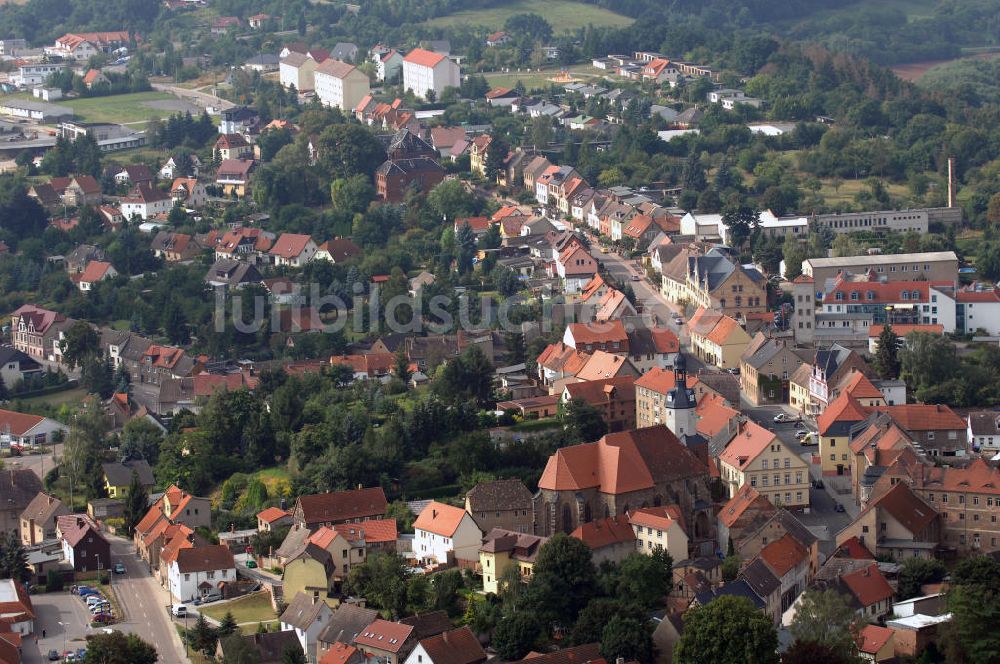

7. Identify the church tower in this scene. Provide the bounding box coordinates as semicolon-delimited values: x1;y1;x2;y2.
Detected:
665;352;697;440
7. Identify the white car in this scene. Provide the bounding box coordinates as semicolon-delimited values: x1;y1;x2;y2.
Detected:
171;605;187;617
773;413;790;423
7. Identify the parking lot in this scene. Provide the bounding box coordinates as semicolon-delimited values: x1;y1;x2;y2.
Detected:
20;590;103;663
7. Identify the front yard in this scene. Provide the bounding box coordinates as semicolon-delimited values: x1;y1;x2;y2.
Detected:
199;591;278;626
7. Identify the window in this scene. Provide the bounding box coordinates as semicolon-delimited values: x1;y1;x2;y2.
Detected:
762;459;768;470
850;291;859;300
943;494;949;503
784;458;791;468
774;474;781;486
184;574;190;581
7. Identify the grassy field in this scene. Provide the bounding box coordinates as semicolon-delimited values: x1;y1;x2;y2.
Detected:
18;386;89;409
423;0;633;32
482;64;605;91
200;591;277;625
1;90;189;125
256;467;292;495
817;178;909;206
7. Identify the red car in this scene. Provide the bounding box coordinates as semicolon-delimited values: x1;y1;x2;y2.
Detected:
91;613;114;624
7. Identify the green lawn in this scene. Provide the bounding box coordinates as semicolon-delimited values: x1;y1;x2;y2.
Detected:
0;90;185;125
200;591;277;625
423;0;633;32
817;178;909;207
18;386;89;409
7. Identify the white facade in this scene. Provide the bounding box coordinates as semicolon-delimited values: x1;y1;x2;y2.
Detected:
0;415;66;449
414;513;481;566
14;63;66;87
167;561;236;603
280;57;318;92
402;53;460;100
314;64;370;111
281;601;333;656
374;51;403;81
121;197;172;221
679;212;723;240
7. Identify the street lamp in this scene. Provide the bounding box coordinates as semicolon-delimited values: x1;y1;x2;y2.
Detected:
57;620;67;656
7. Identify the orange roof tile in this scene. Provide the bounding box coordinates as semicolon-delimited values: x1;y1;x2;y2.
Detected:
413;501;467;537
839;371;883;401
841;563;893;607
705;315;743;345
695;393;738;438
333;518;397;544
404;48;445;68
574;350;633;381
868;324;944;338
855;625;893;655
718;421;778;471
257;507;290;523
873;404;965;432
629;506;683;533
719;484;774;528
566;320;628;345
571;515;635;549
759;533;808;577
817;393;870;436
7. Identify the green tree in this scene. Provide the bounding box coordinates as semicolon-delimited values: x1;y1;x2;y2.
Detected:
345;553;408;618
220;633;260;664
616;550;672;610
721;198;760;254
872;324;901;379
431;569;465;617
120;418;164;465
790;590;861;653
0;532;28;581
675;595;779;664
83;631;158;664
281;645;307;664
63;400;109;510
781;640;861;664
217;611;238;639
0;374;8;402
122;471;150;537
782;234;807;280
484;138;509;182
81;355;115;399
60;321;100;370
188;613;217;656
492;613;540;660
601;613;655;663
899;332;959;396
531;116;554;149
682;153;707;191
526;533;596;626
560;398;607;442
316;124;385;182
897;558;947;601
330;174;375;216
455;221;476;274
944;557;1000;663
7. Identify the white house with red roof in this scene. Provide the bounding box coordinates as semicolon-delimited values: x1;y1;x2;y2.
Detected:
269;233;318;267
76;260;117;292
554;243;598;293
167;544;236;602
0;579;34;636
402;48;460;100
0;408;67;448
413;501;482;566
120;183;172;220
371;47;403;82
629;505;689;561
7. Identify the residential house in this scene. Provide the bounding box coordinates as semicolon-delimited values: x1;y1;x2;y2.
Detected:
0;578;34;638
282;534;340;601
316;603;379;658
818;393;871;476
60;175;103;207
465;479;533;534
625;326;679;373
10;305;67;361
372;48;403;82
0;347;42;392
401;627;485;664
315;238;362;263
159;155;201;180
561;375;637;432
216;159;255;197
375;158;445;203
402;48;460;99
718;420;811;511
758;532;811;615
114;164;153;186
840;563;896;622
292;487;388;529
573;351;639;383
205;259;263;290
479;528;548;594
76;260;117;292
571;515;636;564
280;592;335;657
151;231;202;262
413;501;482;566
534;426;712;542
354;620;415;664
120;183;172;220
563;319;629;354
874;404;967;458
20;493;69;546
469;134;492;177
855;624;895;663
836;482;940;560
739;557;783;625
257;507;293;532
270;233;318;268
739;334;808;405
849;416;918;505
57;514;111;572
629;505;689;562
315;60;370;111
102;459;154;498
535;342;590;389
169;177;208;207
211;16;242;34
735;509;820;578
717;484;777;555
0;409;67;452
688;308;752;369
167;544;236;602
663;247;766;319
214;133;252;161
280;53;319;92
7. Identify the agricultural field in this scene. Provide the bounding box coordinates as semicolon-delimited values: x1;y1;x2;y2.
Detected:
423;0;633;32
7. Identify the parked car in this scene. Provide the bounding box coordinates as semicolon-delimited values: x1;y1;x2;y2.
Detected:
89;603;111;614
673;317;684;325
834;503;846;513
48;650;60;661
799;433;816;445
245;560;257;569
171;604;187;617
77;586;97;596
773;413;790;423
795;430;809;440
91;613;115;624
113;563;126;574
630;275;640;281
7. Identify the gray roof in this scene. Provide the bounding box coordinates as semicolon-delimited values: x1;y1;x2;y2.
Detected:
695;578;765;609
814;344;853;380
318;603;379;645
331;43;358;61
688;248;737;292
20;492;68;525
0;470;42;513
221;631;301;663
246;54;279;66
280;591;330;631
101;459;154;487
205;258;262;288
466;479;532;512
967;411;1000;436
739;558;780;598
0;346;41;372
276;524;311;559
397;610;453;640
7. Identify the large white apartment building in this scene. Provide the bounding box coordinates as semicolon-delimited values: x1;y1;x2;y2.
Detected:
402;48;460;100
314;59;370;110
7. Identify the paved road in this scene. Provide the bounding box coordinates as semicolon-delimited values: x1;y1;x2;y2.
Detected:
152;82;235;112
107;536;190;663
7;445;61;481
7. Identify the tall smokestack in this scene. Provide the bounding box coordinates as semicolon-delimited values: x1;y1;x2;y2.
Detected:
948;157;956;208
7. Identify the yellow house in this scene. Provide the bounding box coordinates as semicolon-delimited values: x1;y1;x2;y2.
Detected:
479;528;547;594
469;134;493;178
283;542;335;604
789;363;812;413
817;392;870;476
688;308;751;369
629;506;689;562
718;421;811;511
101;460;154;499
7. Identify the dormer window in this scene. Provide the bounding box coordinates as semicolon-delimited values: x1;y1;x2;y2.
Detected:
901;291;909;300
850;291;859;301
835;292;844;301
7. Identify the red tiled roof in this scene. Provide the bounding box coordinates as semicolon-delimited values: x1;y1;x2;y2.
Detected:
719;484;774;528
873;404;965;432
868;324;944;338
855;624;893;655
57;514;105;547
354;619;413;653
956;289;1000;303
694;392;737;438
841;563;893;607
415;627;485;664
296;487;387;525
817;393;870;436
269;233;314;259
257;507;291;523
836;536;875;560
321;642;360;664
839;371;883;401
822;279;952;305
865;482;937;535
759;533;808;577
706;315;742;345
174;544;235;574
79;260;114;284
719;421;778;471
0;408;45;436
571;515;635;549
566;320;628;346
333;518;397;544
414;501;467;537
404;48;445;68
